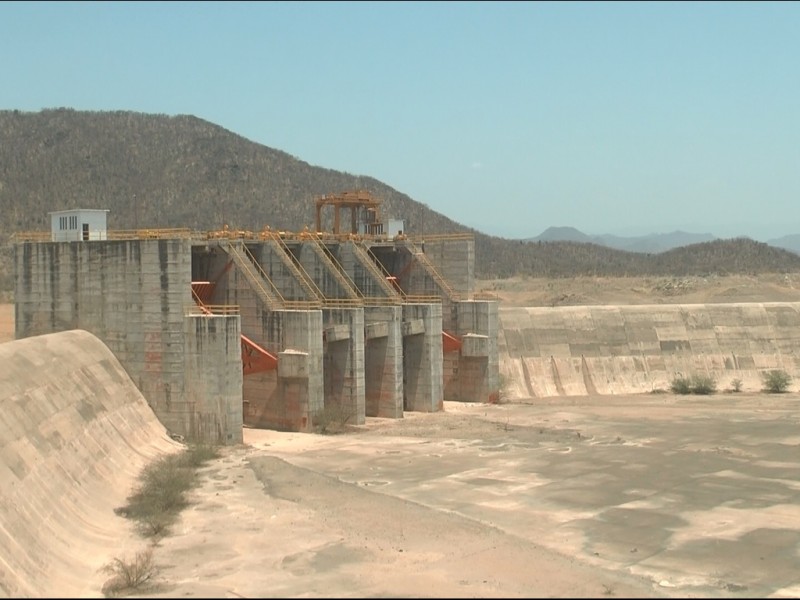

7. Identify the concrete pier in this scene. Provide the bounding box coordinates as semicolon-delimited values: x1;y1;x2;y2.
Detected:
323;307;365;425
443;300;500;403
402;302;443;412
241;308;324;433
364;305;404;418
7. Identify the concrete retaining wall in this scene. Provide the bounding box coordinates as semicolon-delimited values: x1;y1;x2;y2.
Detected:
499;303;800;398
14;240;242;444
0;329;181;597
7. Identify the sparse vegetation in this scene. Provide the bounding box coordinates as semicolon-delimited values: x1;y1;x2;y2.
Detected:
762;369;792;393
100;547;157;597
312;404;354;434
601;582;616;596
670;376;692;395
728;378;743;393
114;443;220;539
670;374;717;395
490;373;513;404
690;374;717;395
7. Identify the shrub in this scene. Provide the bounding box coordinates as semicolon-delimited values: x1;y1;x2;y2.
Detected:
114;443;220;538
101;547;157;596
312;404;353;434
762;369;792;393
670;374;717;395
729;378;743;393
689;374;717;395
491;373;513;404
670;376;692;395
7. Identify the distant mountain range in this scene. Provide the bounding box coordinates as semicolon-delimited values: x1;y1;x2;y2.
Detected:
527;227;800;256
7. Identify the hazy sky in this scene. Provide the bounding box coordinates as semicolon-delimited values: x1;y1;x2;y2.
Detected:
2;1;799;241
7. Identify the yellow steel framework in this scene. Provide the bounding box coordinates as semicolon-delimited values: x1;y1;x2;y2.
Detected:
314;190;384;236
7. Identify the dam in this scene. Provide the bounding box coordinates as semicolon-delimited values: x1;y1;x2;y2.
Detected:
11;194;500;445
4;288;800;595
499;302;800;398
3;300;800;596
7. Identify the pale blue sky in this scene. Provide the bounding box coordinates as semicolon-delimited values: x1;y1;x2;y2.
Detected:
2;1;799;241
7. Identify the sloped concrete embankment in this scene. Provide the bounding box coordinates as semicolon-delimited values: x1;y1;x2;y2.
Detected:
0;329;181;597
500;302;800;398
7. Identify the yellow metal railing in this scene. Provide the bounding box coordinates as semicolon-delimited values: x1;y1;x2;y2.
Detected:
226;241;288;311
264;232;326;302
186;304;240;316
13;228;193;242
11;231;51;242
400;239;461;302
349;241;405;301
307;236;363;301
472;291;500;301
407;233;474;242
111;228;192;240
13;228;474;244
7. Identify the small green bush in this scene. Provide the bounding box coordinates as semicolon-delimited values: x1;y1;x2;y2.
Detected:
689;374;717;395
312;404;353;434
762;369;792;394
670;376;692;395
729;378;743;393
670;374;717;395
115;443;220;538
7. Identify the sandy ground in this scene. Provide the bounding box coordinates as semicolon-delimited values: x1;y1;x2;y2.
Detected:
3;274;800;598
135;396;800;598
474;273;800;307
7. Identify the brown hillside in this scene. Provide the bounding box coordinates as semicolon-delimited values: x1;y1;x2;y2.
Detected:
2;108;800;293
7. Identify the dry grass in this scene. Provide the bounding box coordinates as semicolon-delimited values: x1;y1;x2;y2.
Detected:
114;444;220;539
100;546;157;597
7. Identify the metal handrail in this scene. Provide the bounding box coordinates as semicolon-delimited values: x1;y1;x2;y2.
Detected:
400;239;461;301
13;228;475;243
13;228;194;242
407;233;474;242
472;291;500;301
264;232;326;302
226;241;288;311
306;236;363;300
349;241;405;300
403;295;444;304
186;304;240;316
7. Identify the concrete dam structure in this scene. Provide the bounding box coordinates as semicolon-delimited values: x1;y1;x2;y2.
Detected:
499;302;800;398
0;329;181;597
13;195;500;444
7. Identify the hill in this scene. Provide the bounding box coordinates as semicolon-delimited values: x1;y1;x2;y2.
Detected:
2;108;800;295
768;234;800;255
528;226;717;253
